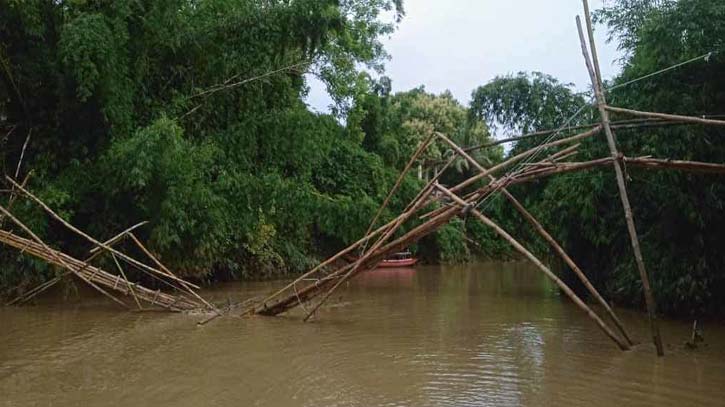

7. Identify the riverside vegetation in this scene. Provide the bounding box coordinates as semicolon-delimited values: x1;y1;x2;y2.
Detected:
1;0;724;317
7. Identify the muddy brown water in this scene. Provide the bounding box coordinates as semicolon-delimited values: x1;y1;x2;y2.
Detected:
2;262;724;406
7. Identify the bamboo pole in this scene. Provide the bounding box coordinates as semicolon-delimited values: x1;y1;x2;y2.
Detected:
434;183;630;351
88;221;149;254
436;132;633;346
0;171;32;228
623;156;725;173
445;117;725;159
605;105;725;127
578;5;664;355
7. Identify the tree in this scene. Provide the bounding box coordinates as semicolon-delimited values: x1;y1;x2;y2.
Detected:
0;0;409;291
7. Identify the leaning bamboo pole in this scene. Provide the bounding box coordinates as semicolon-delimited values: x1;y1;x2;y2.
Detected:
605;106;725;127
436;132;633;346
434;183;630;350
578;3;664;355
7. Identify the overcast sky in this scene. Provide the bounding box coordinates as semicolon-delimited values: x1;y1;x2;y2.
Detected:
306;0;622;113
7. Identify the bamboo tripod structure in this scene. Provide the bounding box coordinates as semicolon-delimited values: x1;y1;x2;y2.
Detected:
249;2;725;355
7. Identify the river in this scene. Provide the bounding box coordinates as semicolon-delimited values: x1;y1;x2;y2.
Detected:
1;262;724;406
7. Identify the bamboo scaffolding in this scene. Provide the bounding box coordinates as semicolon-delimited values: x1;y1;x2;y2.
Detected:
579;3;664;355
254;146;577;316
436;132;633;346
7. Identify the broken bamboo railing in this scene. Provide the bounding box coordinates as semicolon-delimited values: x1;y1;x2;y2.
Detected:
579;2;664;355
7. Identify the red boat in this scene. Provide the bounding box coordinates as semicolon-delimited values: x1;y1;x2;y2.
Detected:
378;251;418;268
346;250;418;268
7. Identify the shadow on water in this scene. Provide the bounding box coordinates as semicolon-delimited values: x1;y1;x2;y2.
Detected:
1;261;724;406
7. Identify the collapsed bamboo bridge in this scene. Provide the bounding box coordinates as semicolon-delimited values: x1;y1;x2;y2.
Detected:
0;176;215;313
2;1;725;357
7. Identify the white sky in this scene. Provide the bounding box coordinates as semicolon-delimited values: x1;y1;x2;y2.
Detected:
306;0;622;113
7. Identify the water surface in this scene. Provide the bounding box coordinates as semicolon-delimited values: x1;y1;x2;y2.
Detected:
2;262;724;406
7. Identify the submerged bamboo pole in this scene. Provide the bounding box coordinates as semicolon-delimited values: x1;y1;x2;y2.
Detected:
436;132;633;346
112;253;143;310
578;4;664;355
434;183;630;351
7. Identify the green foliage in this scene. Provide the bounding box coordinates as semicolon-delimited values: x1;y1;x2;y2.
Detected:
0;0;412;292
470;72;590;137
